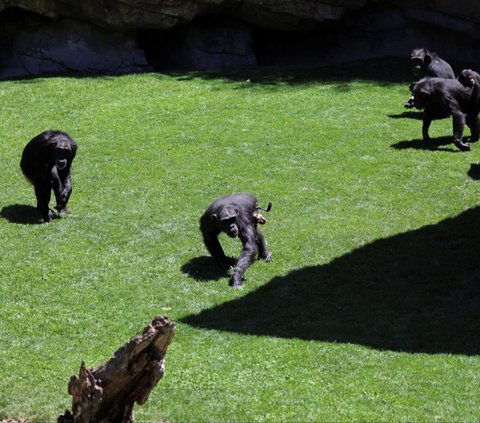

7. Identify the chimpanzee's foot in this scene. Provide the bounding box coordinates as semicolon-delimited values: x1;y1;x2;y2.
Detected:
259;252;273;262
55;206;68;216
41;209;54;223
454;139;471;151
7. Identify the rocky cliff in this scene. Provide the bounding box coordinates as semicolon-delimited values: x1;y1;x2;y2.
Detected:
1;0;480;78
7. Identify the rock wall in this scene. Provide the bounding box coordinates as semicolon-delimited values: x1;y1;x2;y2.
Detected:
1;0;480;78
0;10;150;79
0;0;369;31
140;17;257;71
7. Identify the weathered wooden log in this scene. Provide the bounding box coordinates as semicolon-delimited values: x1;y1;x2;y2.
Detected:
58;316;176;423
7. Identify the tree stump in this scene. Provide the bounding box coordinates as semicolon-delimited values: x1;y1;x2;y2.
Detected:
58;316;176;423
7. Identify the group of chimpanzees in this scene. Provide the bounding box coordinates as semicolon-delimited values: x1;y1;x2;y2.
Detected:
405;47;480;151
18;47;480;288
20;130;272;288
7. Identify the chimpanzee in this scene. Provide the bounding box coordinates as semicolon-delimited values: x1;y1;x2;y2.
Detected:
200;193;272;288
404;48;455;109
457;69;480;87
410;48;455;79
20;130;77;222
458;69;480;140
412;77;479;151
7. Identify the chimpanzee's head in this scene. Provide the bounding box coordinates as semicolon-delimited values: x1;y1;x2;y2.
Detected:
458;69;476;87
412;79;433;110
51;141;74;170
410;48;430;77
212;207;239;238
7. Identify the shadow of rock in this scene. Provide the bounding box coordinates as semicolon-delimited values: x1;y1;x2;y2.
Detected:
173;57;411;86
0;204;42;224
182;207;480;355
181;256;236;282
467;163;480;180
391;136;460;152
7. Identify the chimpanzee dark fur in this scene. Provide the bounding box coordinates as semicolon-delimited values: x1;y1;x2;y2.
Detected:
457;69;480;88
405;48;455;109
200;193;272;288
458;69;480;141
20;130;77;222
412;78;479;151
410;48;455;79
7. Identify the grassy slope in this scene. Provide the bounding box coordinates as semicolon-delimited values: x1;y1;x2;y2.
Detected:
0;59;479;421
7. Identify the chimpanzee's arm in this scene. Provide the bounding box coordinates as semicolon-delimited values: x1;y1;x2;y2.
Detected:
52;167;72;212
257;229;272;262
230;223;258;288
452;111;466;142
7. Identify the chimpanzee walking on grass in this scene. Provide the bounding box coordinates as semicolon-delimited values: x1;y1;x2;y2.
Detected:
411;77;480;151
200;193;272;289
404;48;455;109
20;130;77;222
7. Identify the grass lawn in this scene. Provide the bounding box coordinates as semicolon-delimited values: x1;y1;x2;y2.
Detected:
0;58;479;422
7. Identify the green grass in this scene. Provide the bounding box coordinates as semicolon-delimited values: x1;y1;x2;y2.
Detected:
0;58;479;422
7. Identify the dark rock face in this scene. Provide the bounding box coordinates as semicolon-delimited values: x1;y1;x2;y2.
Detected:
140;17;257;71
0;0;368;31
0;10;150;79
1;0;480;78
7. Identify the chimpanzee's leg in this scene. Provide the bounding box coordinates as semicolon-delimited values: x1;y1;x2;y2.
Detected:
34;179;53;222
203;229;229;269
466;114;480;142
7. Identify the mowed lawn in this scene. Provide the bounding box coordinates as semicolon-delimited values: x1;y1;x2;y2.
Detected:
0;59;479;422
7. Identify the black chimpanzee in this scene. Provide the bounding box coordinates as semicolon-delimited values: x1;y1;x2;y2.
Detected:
458;69;480;141
20;130;77;222
457;69;480;88
412;77;479;151
405;48;455;109
200;193;272;288
410;48;455;79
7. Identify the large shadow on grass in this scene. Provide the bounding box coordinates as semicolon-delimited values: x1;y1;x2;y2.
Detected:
173;57;412;86
182;207;480;355
0;204;42;224
171;57;480;86
467;163;480;180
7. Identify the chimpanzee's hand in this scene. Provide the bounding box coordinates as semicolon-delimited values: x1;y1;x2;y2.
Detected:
229;274;243;289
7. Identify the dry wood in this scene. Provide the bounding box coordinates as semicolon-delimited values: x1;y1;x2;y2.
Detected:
58;316;175;423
